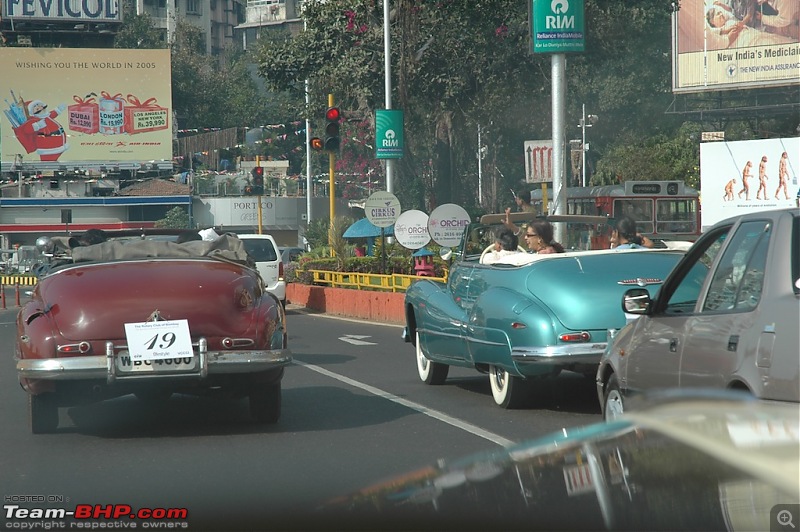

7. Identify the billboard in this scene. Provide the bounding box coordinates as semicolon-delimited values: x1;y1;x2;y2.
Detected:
672;0;800;92
700;137;799;229
2;0;121;22
1;48;172;169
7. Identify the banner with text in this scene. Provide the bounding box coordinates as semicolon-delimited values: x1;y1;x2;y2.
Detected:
700;137;799;229
1;48;172;166
672;0;799;93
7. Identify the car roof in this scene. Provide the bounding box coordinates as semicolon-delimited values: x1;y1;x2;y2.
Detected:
712;207;799;229
236;233;277;240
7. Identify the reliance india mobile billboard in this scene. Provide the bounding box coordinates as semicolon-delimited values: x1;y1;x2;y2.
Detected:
700;137;799;230
672;0;799;93
1;48;172;170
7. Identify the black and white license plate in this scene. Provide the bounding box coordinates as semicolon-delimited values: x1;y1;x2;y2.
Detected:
115;351;197;374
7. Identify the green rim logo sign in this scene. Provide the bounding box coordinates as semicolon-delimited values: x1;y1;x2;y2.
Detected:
530;0;585;54
375;109;404;159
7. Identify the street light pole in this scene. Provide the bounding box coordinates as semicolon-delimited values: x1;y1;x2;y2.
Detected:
579;104;598;188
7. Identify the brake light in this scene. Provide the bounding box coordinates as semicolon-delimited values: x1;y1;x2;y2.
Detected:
278;260;284;281
559;332;591;342
57;341;91;354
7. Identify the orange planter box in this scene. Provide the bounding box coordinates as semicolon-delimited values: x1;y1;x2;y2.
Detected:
286;284;405;325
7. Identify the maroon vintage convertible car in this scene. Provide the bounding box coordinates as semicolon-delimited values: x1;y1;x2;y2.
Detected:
15;232;292;433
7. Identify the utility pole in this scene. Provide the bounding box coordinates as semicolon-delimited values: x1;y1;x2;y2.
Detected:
383;0;394;193
255;155;263;235
328;93;336;251
477;124;483;207
579;104;597;187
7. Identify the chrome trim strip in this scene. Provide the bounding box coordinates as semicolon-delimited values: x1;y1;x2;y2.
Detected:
17;346;291;382
511;343;606;365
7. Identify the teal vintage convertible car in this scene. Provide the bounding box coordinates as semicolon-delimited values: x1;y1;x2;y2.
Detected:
403;213;688;408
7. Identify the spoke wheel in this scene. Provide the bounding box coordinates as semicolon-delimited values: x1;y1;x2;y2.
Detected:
489;366;530;409
603;375;625;421
416;330;448;385
250;382;281;424
29;394;59;434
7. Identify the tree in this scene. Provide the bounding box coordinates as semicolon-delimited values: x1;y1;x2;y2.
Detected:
155;206;191;229
114;15;266;130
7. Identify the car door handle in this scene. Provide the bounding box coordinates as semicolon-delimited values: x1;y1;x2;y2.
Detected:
727;335;739;352
669;338;678;352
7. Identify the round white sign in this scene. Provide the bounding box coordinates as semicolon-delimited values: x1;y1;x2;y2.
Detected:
393;210;431;250
365;191;401;228
428;203;471;248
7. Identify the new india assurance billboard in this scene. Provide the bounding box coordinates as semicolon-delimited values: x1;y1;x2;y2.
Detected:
672;0;799;92
1;48;172;167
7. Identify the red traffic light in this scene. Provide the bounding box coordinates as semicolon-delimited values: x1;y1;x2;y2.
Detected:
325;107;340;121
252;166;265;185
324;106;341;151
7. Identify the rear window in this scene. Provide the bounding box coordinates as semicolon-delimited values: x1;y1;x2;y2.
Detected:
241;239;278;262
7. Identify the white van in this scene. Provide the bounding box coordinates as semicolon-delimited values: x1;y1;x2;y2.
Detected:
236;234;286;306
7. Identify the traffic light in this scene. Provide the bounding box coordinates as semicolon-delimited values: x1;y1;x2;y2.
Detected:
309;136;324;151
251;166;265;195
324;106;340;151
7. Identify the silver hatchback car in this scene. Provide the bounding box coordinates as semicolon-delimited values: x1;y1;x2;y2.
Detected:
597;208;800;420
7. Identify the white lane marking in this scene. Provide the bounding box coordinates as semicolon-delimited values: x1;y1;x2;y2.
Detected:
339;335;377;346
294;360;515;448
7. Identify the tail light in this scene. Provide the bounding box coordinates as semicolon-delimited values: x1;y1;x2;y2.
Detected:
559;332;591;343
279;261;285;281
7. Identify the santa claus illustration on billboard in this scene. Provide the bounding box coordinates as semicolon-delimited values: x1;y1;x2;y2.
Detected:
5;95;69;161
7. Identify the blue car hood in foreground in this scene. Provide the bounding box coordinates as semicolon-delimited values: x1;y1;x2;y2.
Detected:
319;398;799;531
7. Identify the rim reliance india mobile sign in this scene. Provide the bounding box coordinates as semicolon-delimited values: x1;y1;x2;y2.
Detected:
530;0;585;54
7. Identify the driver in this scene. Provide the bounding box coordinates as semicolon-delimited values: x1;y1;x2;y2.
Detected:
482;227;522;264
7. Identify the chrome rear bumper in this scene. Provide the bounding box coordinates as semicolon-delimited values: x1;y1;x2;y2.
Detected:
17;338;292;384
511;343;607;365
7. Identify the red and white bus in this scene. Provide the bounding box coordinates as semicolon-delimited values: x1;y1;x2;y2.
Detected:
531;181;701;247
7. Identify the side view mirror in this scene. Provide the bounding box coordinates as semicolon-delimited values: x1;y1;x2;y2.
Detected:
439;248;452;262
622;288;651;315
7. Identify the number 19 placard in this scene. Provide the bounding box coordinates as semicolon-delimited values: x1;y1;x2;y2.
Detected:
124;319;193;361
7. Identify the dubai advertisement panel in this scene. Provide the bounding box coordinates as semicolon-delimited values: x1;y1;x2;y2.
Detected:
672;0;799;93
1;48;172;168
